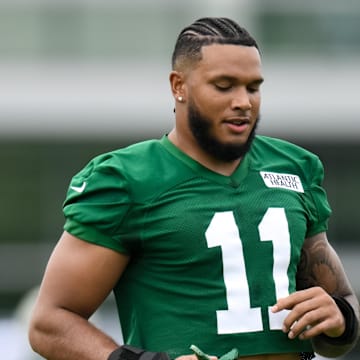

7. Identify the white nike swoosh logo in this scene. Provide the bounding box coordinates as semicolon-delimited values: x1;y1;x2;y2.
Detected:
70;181;87;193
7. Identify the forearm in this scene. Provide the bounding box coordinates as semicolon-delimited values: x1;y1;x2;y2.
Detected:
296;234;360;357
29;307;119;360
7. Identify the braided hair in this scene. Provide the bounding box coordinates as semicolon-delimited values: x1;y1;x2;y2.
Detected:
171;17;259;71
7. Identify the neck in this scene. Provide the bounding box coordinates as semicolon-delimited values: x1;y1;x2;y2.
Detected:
168;130;241;176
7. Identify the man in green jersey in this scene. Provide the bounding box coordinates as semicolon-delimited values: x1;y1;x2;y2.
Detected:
29;17;359;360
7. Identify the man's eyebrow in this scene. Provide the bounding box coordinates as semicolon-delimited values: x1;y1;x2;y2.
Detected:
251;78;264;85
213;75;264;84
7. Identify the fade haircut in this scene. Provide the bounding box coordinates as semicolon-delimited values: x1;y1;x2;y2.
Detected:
171;17;259;71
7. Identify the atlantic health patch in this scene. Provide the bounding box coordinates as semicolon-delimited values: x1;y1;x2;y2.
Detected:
260;171;304;193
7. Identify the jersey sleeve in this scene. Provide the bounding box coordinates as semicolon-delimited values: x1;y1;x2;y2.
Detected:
63;154;131;254
303;155;332;237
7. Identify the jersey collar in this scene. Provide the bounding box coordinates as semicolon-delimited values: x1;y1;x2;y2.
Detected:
160;135;251;188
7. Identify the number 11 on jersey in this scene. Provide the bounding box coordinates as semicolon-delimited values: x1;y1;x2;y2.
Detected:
205;208;291;334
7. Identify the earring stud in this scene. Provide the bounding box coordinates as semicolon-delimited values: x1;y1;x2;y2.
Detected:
177;96;183;102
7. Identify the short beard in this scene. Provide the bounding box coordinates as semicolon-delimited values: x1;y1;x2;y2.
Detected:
188;100;258;162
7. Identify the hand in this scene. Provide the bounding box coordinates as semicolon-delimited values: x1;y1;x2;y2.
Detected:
175;356;217;360
271;287;346;340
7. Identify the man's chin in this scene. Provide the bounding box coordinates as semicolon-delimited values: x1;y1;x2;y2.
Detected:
208;142;252;162
211;131;257;162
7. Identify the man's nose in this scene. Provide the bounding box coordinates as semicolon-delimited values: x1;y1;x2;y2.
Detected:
231;87;251;111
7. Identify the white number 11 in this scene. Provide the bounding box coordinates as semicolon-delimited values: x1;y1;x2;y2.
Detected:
205;208;291;334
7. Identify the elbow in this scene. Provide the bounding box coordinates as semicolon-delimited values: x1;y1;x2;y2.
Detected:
28;305;54;357
28;330;41;355
28;313;45;355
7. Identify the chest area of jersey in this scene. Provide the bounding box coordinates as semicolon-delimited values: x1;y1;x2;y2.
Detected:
138;179;307;256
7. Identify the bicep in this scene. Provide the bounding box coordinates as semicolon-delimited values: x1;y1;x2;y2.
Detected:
36;231;130;319
296;232;353;297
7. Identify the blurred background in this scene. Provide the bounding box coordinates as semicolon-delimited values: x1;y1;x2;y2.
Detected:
0;0;359;358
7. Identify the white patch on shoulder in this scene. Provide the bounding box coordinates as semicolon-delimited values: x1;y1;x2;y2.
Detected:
260;171;304;193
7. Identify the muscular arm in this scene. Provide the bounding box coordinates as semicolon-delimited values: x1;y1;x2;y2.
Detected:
28;231;130;360
296;232;357;307
296;232;359;356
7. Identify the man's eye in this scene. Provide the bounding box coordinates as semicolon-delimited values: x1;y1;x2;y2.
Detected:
247;86;260;93
215;83;232;91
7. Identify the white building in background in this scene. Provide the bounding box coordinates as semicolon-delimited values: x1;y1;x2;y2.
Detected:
0;0;359;140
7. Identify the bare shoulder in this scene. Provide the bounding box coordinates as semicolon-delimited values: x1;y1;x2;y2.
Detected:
296;232;353;297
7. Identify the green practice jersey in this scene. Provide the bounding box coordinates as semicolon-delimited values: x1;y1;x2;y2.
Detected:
63;135;331;358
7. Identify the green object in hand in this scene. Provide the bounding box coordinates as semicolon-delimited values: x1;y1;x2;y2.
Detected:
218;348;239;360
190;345;212;360
190;345;238;360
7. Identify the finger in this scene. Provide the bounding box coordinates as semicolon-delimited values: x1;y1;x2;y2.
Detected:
176;356;199;360
298;323;323;340
286;309;320;339
298;309;345;340
297;318;337;340
287;304;339;340
176;356;217;360
281;298;315;333
277;287;327;311
272;289;312;313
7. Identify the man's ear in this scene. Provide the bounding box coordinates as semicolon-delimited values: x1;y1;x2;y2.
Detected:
169;70;186;101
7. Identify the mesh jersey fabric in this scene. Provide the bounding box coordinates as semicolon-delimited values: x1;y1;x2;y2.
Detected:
63;135;332;358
